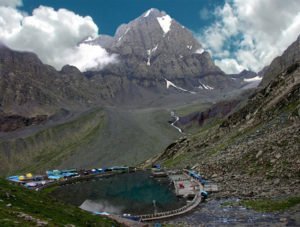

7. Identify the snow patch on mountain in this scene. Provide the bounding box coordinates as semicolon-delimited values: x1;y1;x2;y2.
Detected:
195;48;204;54
85;36;94;42
124;28;130;34
199;81;214;90
144;9;154;17
244;76;262;82
146;44;158;66
157;15;172;35
117;28;130;42
187;45;193;50
147;55;151;66
152;44;158;52
165;79;196;94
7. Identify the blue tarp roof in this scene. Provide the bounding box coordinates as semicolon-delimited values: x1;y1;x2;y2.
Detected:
110;166;128;169
48;175;62;180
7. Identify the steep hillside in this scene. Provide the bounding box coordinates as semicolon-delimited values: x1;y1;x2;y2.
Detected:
260;35;300;87
0;178;117;226
146;37;300;199
175;98;244;132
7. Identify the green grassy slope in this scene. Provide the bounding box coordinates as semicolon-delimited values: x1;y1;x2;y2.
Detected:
0;106;182;176
58;107;181;169
0;108;106;176
173;101;212;116
0;178;118;226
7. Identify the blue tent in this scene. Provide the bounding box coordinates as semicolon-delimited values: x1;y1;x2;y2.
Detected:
152;164;161;169
7;176;21;182
188;170;206;185
48;175;62;180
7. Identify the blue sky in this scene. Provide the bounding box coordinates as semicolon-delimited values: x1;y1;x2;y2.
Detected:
1;0;299;73
21;0;224;36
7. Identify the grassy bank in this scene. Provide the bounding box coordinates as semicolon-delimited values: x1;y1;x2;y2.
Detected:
0;178;118;226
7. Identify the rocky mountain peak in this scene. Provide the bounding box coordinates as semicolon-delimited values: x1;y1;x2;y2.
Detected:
83;9;245;96
0;45;45;74
87;9;218;80
111;8;201;54
142;8;167;18
60;65;82;76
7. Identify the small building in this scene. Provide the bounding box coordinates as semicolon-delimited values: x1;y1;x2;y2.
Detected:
46;170;64;180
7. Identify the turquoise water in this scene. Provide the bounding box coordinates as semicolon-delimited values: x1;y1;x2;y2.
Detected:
52;171;186;215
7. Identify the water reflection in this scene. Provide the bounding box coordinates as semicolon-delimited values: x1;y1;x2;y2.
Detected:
80;199;124;214
52;171;186;215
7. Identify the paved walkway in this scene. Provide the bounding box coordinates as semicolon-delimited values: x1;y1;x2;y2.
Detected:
135;172;204;222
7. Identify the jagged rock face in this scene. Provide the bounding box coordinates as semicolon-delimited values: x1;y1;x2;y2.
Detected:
0;113;47;132
176;99;242;129
86;9;242;93
260;35;300;87
88;35;115;49
232;70;257;80
0;45;103;117
229;70;261;89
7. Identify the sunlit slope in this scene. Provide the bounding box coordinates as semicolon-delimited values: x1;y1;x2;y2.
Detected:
0;178;117;226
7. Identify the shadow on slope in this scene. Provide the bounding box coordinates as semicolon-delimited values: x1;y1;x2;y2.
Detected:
0;106;181;176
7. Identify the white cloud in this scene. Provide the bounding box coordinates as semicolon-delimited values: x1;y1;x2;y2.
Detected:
0;4;117;71
0;6;24;37
197;0;300;74
201;27;225;53
215;58;244;74
67;43;117;71
0;0;22;7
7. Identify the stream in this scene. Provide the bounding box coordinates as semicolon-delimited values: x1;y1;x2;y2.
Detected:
170;111;182;133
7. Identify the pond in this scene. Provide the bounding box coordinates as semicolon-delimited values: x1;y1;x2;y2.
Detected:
51;171;186;215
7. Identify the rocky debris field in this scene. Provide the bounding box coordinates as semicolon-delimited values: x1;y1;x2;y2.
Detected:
162;198;300;226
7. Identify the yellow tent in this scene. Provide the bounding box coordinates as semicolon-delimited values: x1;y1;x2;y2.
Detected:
18;175;25;181
26;173;33;178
